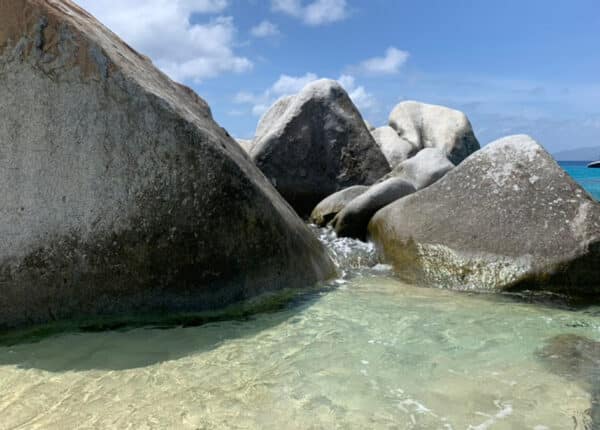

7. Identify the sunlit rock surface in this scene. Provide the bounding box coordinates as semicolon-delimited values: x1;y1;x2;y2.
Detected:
369;135;600;296
388;101;480;165
251;79;390;215
0;0;334;328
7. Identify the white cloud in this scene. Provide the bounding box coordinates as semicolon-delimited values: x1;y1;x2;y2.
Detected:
76;0;252;82
250;20;280;38
271;0;348;26
234;72;377;118
272;73;319;94
357;47;409;75
338;74;376;110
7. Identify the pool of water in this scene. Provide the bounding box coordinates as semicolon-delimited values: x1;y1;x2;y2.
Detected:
0;230;598;429
559;161;600;200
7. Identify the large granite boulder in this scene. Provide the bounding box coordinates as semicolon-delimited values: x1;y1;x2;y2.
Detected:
382;148;455;190
333;178;415;240
369;135;600;296
236;138;255;154
0;0;335;329
372;126;418;167
388;101;480;165
251;79;391;215
309;185;369;227
254;95;295;140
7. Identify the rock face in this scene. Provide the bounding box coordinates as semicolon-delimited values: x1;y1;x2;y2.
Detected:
383;148;455;190
0;0;335;329
369;135;600;296
236;138;254;154
309;185;369;227
254;95;295;140
388;101;480;165
372;126;418;167
251;79;391;215
334;178;415;240
364;120;375;131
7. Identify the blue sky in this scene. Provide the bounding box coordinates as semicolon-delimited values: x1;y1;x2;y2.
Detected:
77;0;600;152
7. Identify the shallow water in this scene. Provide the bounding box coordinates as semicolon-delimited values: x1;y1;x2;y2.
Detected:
1;230;599;429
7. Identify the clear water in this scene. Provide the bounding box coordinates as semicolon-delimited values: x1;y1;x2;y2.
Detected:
0;230;599;429
0;166;598;429
559;161;600;200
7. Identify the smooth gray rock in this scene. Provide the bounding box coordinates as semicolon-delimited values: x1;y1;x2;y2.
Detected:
235;138;254;154
364;120;375;131
254;95;295;140
0;0;335;329
252;79;391;215
309;185;369;227
388;101;480;165
383;148;455;190
334;178;415;240
369;135;600;296
372;126;418;167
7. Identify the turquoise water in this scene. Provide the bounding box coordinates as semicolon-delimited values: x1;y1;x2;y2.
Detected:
0;162;597;428
0;230;598;429
559;161;600;200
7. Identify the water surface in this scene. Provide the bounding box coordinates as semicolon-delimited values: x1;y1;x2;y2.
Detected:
0;163;598;429
1;231;599;429
559;161;600;200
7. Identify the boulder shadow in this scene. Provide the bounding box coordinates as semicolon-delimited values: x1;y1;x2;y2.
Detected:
0;286;328;372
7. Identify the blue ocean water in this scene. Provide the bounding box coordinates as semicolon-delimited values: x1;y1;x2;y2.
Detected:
558;161;600;201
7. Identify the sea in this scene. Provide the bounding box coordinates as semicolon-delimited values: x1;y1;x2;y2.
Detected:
559;160;600;200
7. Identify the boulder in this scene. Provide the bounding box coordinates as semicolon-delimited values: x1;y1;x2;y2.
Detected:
364;120;375;131
309;185;369;227
254;95;295;141
372;126;418;167
0;0;335;329
382;148;455;190
334;178;415;240
251;79;391;215
369;135;600;297
236;138;254;154
388;101;480;165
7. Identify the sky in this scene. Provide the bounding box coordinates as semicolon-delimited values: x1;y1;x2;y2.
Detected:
75;0;600;152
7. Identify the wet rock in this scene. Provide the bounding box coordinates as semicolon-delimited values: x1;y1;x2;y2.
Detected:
252;79;390;215
334;178;415;240
0;0;335;329
388;101;480;165
309;185;370;227
369;135;600;296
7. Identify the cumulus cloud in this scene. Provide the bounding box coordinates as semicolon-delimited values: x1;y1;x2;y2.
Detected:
76;0;252;82
338;74;377;110
272;73;320;94
250;20;280;38
234;72;377;119
271;0;348;26
356;47;409;75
